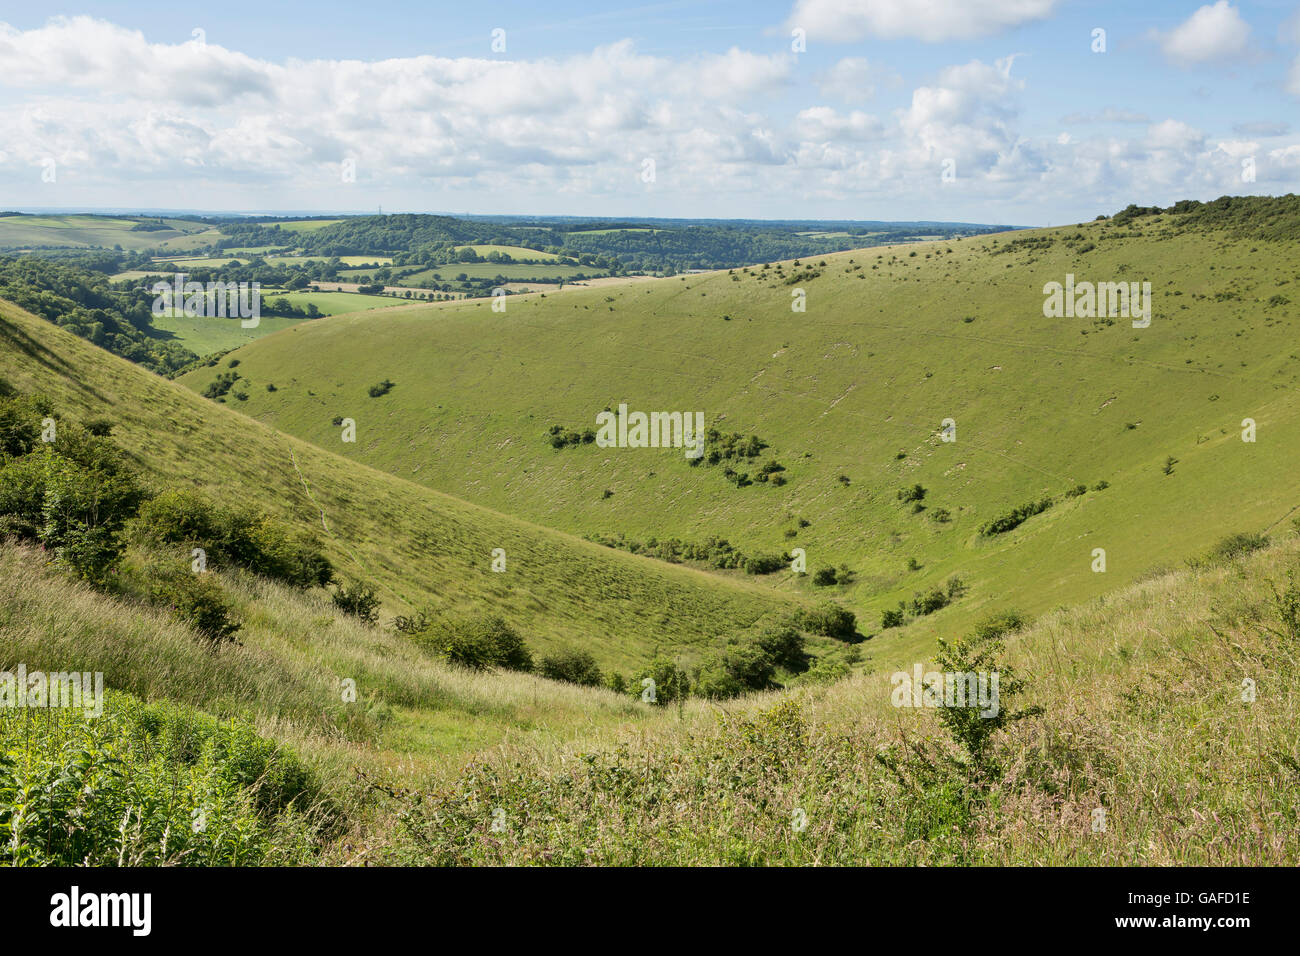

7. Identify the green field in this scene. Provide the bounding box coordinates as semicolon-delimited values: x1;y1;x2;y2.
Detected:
394;262;602;285
274;218;344;232
150;313;310;354
181;210;1300;666
4;200;1300;868
569;227;655;235
0;214;221;251
140;291;403;356
0;296;808;672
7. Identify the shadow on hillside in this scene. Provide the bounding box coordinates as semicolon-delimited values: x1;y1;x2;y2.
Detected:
0;313;108;403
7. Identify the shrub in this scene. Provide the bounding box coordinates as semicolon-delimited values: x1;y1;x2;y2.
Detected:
881;606;906;629
799;601;858;641
634;658;690;705
932;623;1040;772
0;693;325;865
368;379;395;398
331;579;380;625
812;566;838;586
743;552;786;575
131;489;332;588
36;452;145;580
538;649;603;687
897;484;927;503
1206;531;1269;563
755;626;807;671
909;587;950;616
980;497;1052;536
971;611;1025;642
143;562;241;644
420;616;533;672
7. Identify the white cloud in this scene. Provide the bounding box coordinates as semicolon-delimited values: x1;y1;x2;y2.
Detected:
796;107;884;141
0;15;1296;219
1146;119;1206;151
1158;2;1251;66
784;0;1056;44
815;57;902;101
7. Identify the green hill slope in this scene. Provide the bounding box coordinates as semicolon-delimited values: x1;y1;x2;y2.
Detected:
178;199;1300;660
0;297;809;672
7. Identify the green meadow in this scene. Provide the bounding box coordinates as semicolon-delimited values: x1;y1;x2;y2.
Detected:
0;214;221;251
3;197;1299;868
181;209;1300;667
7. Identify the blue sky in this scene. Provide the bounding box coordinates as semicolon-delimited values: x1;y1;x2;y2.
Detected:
2;1;1298;223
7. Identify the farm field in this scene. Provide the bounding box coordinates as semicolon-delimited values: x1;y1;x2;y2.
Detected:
0;213;221;251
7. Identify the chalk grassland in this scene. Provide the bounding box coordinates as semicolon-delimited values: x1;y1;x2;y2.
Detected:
0;214;223;252
362;536;1300;865
3;529;1296;864
0;297;810;673
180;213;1300;667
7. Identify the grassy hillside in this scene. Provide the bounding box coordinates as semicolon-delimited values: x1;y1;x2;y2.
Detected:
0;214;222;252
178;201;1300;663
5;527;1296;864
372;535;1300;865
0;297;810;673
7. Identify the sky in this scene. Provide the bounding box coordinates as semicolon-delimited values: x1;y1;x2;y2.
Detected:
1;0;1298;224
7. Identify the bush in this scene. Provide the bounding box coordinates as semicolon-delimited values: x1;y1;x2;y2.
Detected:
634;658;690;705
743;552;786;575
538;648;603;686
755;626;807;671
331;579;380;624
812;566;838;586
1207;532;1269;563
909;587;951;616
420;616;533;672
897;484;927;503
799;601;858;641
143;562;241;644
980;497;1052;536
131;489;332;588
971;611;1025;642
880;607;905;629
0;693;325;865
368;379;395;398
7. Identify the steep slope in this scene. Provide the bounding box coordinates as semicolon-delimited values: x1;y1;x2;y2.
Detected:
0;297;809;671
179;200;1300;659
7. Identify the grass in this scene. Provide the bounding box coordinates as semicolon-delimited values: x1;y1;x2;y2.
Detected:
149;313;309;354
367;536;1300;865
0;215;222;251
393;262;605;285
179;212;1300;668
0;296;809;673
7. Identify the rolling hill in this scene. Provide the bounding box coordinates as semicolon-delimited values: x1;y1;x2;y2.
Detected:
0;296;813;674
177;198;1300;663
